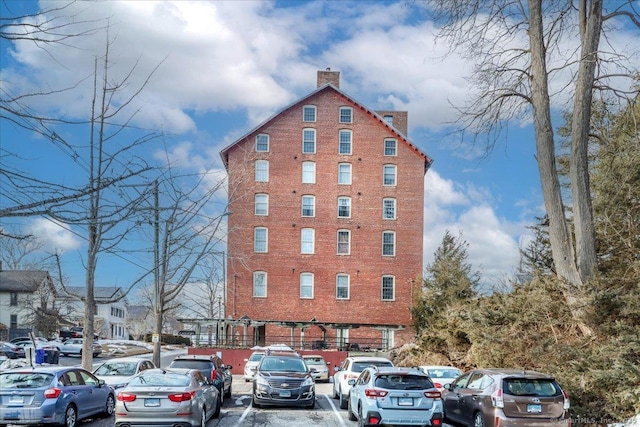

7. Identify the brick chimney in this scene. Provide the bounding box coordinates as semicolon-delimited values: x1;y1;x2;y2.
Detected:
317;68;340;88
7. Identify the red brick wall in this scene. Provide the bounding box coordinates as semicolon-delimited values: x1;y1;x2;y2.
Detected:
225;87;425;348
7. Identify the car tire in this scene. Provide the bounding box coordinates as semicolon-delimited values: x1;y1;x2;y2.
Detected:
474;412;485;427
333;384;339;399
339;390;348;409
358;406;368;427
200;406;207;427
306;397;315;409
224;383;231;399
103;394;115;417
213;395;221;418
347;397;357;421
252;395;261;408
64;405;77;427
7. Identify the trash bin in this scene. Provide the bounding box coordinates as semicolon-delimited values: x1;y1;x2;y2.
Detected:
35;348;45;364
45;350;59;364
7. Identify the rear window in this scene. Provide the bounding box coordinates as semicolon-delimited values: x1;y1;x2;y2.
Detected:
352;360;393;373
0;372;54;389
169;360;213;371
249;353;264;362
426;368;461;379
304;357;325;365
129;372;190;387
503;378;562;397
375;374;434;390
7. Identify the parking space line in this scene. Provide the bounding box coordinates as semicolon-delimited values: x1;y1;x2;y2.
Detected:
322;394;347;426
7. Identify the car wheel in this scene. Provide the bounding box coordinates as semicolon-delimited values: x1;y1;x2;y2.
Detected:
213;395;221;418
64;405;77;427
333;383;339;399
339;390;348;409
103;394;115;417
358;406;368;427
252;395;261;409
306;397;315;409
474;412;485;427
347;397;357;421
200;406;207;427
224;383;232;398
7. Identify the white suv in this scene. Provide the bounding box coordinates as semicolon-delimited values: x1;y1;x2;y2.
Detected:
332;356;394;409
243;351;265;381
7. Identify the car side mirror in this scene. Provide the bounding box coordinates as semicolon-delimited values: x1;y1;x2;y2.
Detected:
334;366;341;372
347;379;355;386
443;383;451;390
226;365;233;370
98;379;106;386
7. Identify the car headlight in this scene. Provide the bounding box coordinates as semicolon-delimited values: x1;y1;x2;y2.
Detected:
302;376;314;387
255;374;270;387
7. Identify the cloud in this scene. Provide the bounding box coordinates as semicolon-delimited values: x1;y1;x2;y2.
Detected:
26;219;81;252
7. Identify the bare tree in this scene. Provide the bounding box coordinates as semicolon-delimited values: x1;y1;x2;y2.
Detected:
427;0;640;335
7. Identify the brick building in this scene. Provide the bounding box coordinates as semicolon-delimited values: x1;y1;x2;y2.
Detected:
220;69;432;350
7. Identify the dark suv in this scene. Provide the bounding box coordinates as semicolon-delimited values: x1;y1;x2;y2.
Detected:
168;355;232;403
252;351;315;409
441;368;571;427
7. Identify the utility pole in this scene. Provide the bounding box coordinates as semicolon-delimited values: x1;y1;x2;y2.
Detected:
153;180;161;368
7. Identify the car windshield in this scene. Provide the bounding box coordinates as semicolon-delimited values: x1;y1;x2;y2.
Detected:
95;362;137;376
375;374;434;390
503;379;561;397
426;368;461;379
128;372;190;387
352;361;393;373
304;357;325;365
260;357;307;372
0;373;54;389
249;353;264;362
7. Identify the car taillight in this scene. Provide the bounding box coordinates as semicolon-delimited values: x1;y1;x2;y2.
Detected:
433;382;442;389
562;389;570;410
44;388;62;398
169;391;196;402
491;388;504;408
364;388;388;399
117;393;137;402
424;390;441;399
211;370;218;381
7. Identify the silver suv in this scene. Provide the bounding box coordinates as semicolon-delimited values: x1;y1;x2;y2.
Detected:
347;366;443;426
333;356;394;409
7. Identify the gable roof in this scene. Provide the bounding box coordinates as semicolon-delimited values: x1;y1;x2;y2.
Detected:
220;82;433;173
59;286;127;303
0;270;53;292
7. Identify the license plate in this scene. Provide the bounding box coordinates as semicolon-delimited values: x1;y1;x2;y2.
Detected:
145;398;160;407
9;396;24;404
527;404;542;413
398;397;413;406
278;390;291;397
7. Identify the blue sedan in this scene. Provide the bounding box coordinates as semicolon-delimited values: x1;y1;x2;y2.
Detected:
0;366;115;427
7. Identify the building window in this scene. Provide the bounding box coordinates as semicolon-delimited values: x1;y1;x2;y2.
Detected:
384;139;397;156
302;161;316;184
301;228;315;254
339;130;352;155
337;196;351;218
255;160;269;182
303;105;316;122
10;314;17;329
382;276;395;301
383;164;397;186
383;198;396;219
338;163;352;185
337;230;351;255
339;107;353;124
255;134;269;152
253;272;267;297
337;328;349;349
300;273;314;299
10;292;18;306
301;195;315;217
336;274;350;299
254;227;268;253
382;231;396;256
255;194;268;216
383;115;393;126
302;128;316;154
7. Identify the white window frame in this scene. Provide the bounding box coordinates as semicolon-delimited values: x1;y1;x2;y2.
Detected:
383;198;396;220
302;161;316;184
339;107;353;124
383;115;393;126
255;134;269;152
301;195;315;217
303;105;317;122
301;228;315;254
302;128;316;154
338;163;352;185
337;229;351;255
255;160;269;182
384;138;397;156
382;231;396;256
253;271;267;297
254;227;268;253
383;164;397;186
339;129;352;155
336;274;350;299
300;272;314;299
382;275;395;301
255;193;269;216
337;196;351;218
